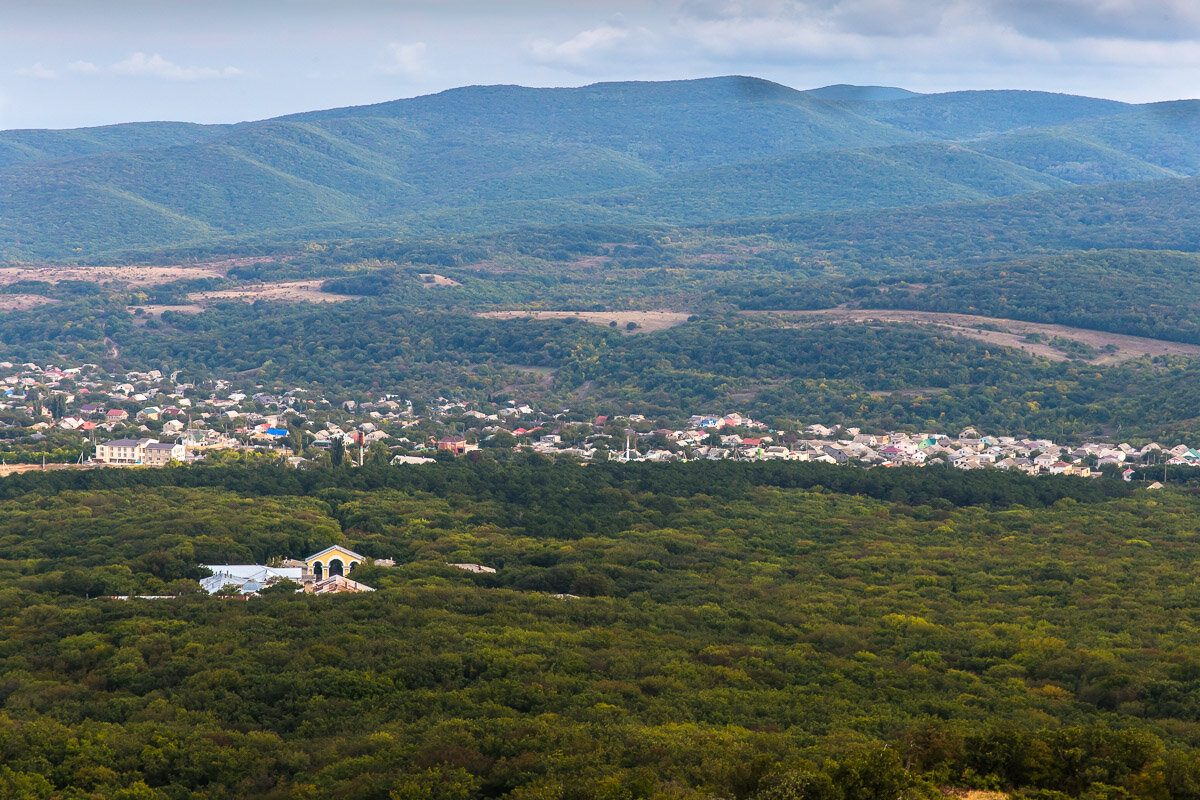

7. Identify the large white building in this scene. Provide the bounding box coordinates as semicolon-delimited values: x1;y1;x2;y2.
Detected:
94;438;156;465
200;565;303;594
94;438;185;466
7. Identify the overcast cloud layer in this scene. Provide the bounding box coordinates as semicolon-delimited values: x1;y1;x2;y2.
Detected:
2;0;1198;130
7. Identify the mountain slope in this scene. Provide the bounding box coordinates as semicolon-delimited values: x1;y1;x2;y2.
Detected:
284;77;917;172
552;141;1071;224
966;129;1182;184
712;175;1200;269
2;77;1200;261
855;89;1133;138
0;121;230;168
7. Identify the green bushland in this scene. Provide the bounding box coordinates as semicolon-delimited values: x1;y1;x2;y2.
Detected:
7;460;1200;798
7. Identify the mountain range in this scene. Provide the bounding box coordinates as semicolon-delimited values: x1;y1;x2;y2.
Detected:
1;75;1198;261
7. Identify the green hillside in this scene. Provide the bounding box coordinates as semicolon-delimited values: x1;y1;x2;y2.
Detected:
851;249;1200;343
855;89;1133;138
287;76;917;171
712;176;1200;271
967;129;1181;184
567;141;1070;223
0;120;229;168
1072;101;1200;173
7;77;1200;260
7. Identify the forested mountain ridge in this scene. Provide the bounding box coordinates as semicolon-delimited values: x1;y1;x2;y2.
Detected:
0;120;230;168
2;76;1199;260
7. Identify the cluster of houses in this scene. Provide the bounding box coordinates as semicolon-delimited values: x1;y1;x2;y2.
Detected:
507;421;1177;477
789;426;1175;477
0;359;1192;480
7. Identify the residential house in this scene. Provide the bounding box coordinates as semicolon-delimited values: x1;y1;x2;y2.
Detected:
143;442;185;466
437;436;467;454
822;445;850;463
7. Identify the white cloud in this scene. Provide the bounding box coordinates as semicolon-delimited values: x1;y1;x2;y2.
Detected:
676;0;798;21
532;25;628;66
383;42;428;77
508;1;1200;97
664;0;1190;75
66;60;100;75
990;0;1200;41
1056;36;1200;68
17;62;57;80
529;20;659;70
112;52;241;80
675;0;1200;40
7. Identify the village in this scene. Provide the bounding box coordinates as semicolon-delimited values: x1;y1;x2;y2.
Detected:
0;358;1188;482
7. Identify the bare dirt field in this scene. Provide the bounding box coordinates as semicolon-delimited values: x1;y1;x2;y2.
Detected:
418;273;463;287
477;309;692;334
751;308;1200;363
0;463;94;477
0;294;57;310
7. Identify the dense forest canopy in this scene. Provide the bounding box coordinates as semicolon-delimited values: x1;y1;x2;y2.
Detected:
6;460;1200;798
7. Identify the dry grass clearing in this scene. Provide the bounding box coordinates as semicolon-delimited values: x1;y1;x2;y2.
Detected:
127;279;360;316
0;256;279;289
752;308;1200;364
418;273;463;287
127;304;206;316
0;294;57;311
0;264;225;287
478;309;692;333
187;280;352;305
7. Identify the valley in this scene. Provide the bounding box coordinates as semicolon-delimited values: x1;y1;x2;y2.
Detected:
7;75;1200;799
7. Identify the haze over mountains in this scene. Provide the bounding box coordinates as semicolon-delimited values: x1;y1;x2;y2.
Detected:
1;75;1198;261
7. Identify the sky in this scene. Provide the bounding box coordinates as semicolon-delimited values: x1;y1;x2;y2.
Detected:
2;0;1199;130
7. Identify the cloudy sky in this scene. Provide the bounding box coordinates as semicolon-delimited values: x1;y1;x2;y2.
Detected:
2;0;1199;130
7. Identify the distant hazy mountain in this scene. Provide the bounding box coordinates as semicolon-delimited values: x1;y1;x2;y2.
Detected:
1;75;1198;260
804;84;922;101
